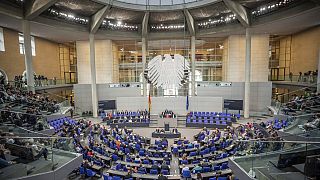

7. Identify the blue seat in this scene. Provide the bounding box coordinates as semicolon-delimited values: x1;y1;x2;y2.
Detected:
213;165;220;171
139;150;145;156
192;160;200;164
150;169;158;174
86;169;96;177
79;167;85;175
103;174;113;180
112;154;118;161
182;169;191;178
221;162;228;170
190;152;197;156
218;177;228;180
142;159;150;164
181;160;188;164
161;169;169;175
203;166;211;172
172;147;179;154
113;176;122;180
115;163;122;170
209;178;217;180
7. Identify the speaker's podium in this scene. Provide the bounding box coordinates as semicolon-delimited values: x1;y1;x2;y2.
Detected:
152;123;181;138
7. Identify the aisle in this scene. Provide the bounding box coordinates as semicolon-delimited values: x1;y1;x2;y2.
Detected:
170;155;181;176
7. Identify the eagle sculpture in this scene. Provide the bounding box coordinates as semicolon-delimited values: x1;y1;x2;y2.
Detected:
147;54;190;89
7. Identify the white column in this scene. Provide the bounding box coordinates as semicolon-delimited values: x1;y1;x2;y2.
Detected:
244;28;251;118
89;34;98;117
142;37;147;96
191;36;196;96
317;48;320;93
22;20;35;93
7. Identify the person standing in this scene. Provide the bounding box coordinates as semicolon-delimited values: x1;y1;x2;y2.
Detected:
298;72;302;82
289;72;293;82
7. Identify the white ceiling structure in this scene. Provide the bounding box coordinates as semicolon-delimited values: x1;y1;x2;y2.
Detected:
0;0;319;42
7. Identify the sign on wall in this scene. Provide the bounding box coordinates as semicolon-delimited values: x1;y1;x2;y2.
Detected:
98;100;116;110
224;99;243;110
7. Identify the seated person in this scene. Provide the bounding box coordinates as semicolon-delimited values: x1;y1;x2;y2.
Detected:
192;164;203;173
161;161;170;171
151;161;160;171
26;142;49;160
303;114;320;130
137;164;147;174
0;146;15;168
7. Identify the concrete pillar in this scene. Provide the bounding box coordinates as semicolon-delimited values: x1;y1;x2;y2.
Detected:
89;34;98;117
142;37;147;96
191;36;196;96
244;28;251;118
22;20;35;93
317;48;320;93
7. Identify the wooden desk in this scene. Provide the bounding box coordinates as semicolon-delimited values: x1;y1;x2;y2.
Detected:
116;160;170;169
179;157;229;169
96;154;111;162
107;169;180;180
91;164;103;172
191;169;232;179
178;151;223;161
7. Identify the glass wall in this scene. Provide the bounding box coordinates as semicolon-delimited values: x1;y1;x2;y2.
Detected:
195;38;224;81
113;40;142;83
112;38;225;96
269;35;292;81
59;42;77;84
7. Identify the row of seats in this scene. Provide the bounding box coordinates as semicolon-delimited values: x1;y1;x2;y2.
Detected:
109;118;150;123
48;117;76;132
267;119;289;130
186;119;229;125
189;111;240;118
114;163;170;175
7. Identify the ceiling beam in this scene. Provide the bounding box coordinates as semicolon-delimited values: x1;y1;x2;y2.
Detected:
183;9;195;36
223;0;250;27
142;12;150;37
90;5;111;34
25;0;57;20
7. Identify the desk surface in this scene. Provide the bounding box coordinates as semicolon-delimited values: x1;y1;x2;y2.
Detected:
107;169;180;179
179;157;229;169
178;151;223;161
91;164;103;171
191;169;232;179
96;154;111;161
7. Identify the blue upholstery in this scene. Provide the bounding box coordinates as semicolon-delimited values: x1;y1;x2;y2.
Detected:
213;165;220;171
86;169;96;177
79;167;85;175
161;169;169;175
182;169;191;178
113;176;122;180
218;177;228;180
181;160;188;164
150;169;158;174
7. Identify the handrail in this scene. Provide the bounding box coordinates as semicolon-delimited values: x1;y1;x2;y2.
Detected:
0;136;72;139
236;139;320;144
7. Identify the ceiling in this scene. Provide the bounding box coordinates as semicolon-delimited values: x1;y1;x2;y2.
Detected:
0;0;318;42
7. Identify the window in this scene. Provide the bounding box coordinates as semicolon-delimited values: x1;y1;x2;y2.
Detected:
0;27;4;51
19;33;36;56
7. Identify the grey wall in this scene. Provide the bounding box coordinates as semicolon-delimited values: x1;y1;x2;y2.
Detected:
74;84;141;112
74;82;272;114
197;82;272;113
116;96;223;115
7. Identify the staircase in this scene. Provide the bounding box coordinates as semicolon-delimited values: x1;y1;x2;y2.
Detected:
149;114;158;127
177;115;186;128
